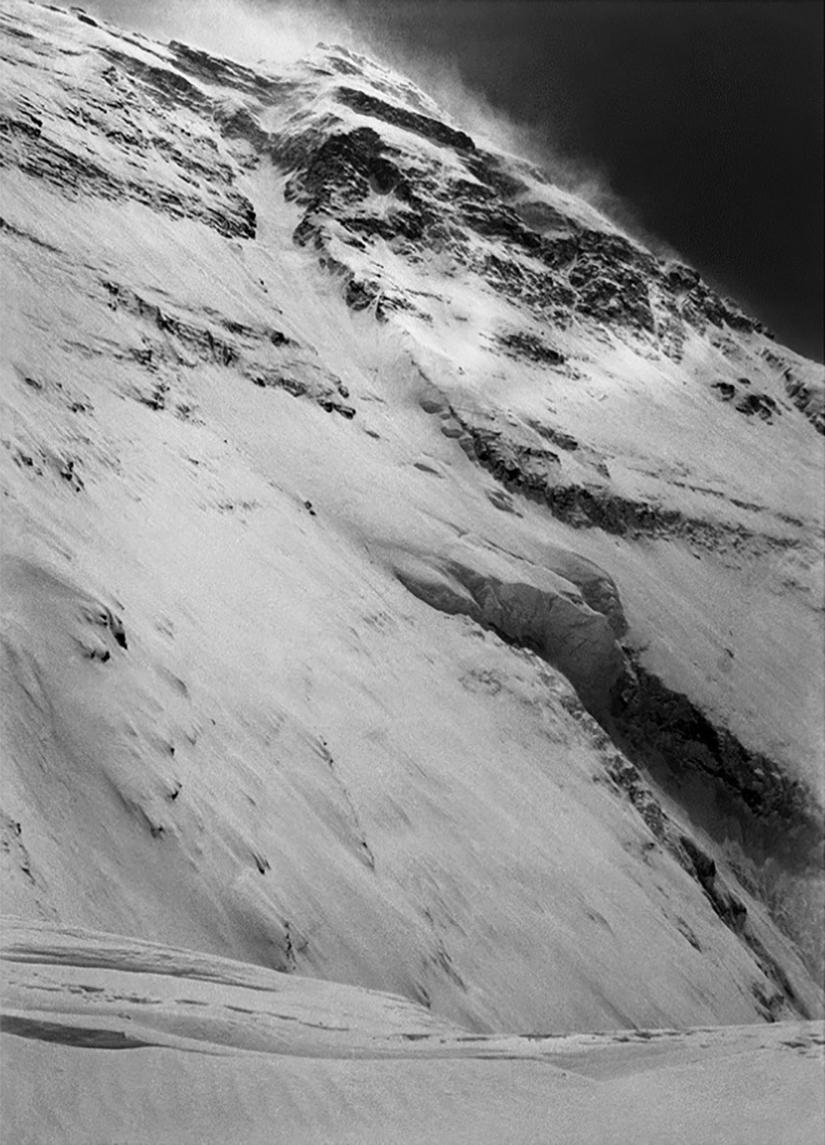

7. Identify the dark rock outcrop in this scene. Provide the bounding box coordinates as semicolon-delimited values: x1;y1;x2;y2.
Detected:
335;85;476;153
612;661;824;869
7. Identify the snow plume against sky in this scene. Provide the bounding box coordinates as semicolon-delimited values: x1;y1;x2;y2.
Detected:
84;0;823;360
82;2;647;230
81;0;355;64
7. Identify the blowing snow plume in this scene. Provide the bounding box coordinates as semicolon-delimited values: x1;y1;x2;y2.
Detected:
81;0;650;245
82;0;355;64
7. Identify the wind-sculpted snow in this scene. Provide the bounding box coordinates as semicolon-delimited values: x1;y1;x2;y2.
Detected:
1;5;824;1137
1;921;823;1144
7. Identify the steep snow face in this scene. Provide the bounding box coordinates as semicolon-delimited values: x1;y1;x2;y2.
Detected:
1;0;823;1054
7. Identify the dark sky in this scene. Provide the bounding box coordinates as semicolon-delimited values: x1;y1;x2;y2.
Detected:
344;0;824;362
84;0;824;360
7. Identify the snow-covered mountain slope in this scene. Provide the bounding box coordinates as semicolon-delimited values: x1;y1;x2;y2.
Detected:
2;921;823;1145
1;1;823;1128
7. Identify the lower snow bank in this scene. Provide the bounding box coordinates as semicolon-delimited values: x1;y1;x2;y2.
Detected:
1;921;823;1145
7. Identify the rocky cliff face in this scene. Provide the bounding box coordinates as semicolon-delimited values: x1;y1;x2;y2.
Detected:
1;0;823;1057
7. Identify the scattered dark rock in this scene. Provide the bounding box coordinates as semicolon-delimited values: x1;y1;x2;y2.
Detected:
465;149;527;199
99;47;208;111
752;982;784;1022
0;216;60;253
747;932;806;1017
106;610;128;650
345;276;380;311
735;392;778;421
526;421;578;451
676;917;702;950
104;282;240;366
0;109;42;141
12;449;38;472
680;834;717;886
495;331;565;367
3;82;256;239
770;361;825;434
320;397;355;418
58;457;84;490
285;126;399;209
214;104;270;153
604;753;666;840
664;262;701;293
138;381;168;411
169;40;292;101
451;408;797;557
334;86;475;153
